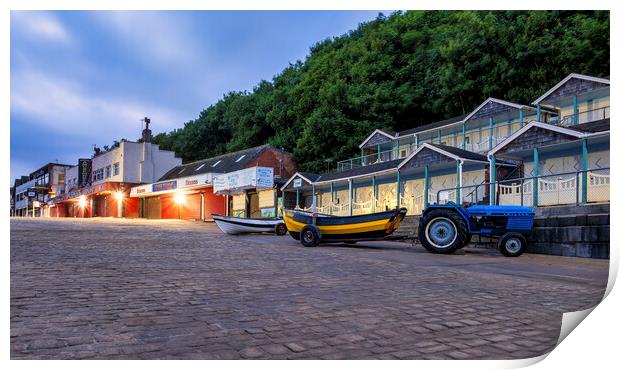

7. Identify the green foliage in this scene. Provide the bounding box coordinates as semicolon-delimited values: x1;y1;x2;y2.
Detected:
152;10;609;173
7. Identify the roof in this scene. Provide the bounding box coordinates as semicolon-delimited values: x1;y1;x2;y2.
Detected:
428;144;491;162
318;159;402;182
357;129;396;148
29;162;73;177
297;172;322;182
397;114;468;137
532;73;610;105
158;144;279;181
568;118;610;133
462;98;533;123
488;121;589;156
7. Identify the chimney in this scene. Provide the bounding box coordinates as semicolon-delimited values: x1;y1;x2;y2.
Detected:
142;116;152;143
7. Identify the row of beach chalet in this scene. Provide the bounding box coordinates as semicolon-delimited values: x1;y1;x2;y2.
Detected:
10;73;610;220
282;73;610;215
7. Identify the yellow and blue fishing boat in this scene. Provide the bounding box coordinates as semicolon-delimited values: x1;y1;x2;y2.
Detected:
282;208;407;247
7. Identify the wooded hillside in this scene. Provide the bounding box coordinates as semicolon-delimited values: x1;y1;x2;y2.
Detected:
152;10;610;173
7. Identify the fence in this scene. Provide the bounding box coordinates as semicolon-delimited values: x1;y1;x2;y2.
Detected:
436;168;609;208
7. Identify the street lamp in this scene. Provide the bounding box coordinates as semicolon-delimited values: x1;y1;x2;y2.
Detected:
78;195;87;208
114;191;124;218
173;193;185;219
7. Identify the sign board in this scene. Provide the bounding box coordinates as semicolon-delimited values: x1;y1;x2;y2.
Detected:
129;173;212;197
27;188;36;198
293;178;302;188
213;166;274;195
78;159;92;187
153;180;177;193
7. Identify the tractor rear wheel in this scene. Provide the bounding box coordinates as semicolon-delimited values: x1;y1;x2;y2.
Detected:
498;232;526;257
418;209;468;254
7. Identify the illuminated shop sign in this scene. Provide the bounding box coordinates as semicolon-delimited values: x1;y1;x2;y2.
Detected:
152;180;177;192
78;159;92;187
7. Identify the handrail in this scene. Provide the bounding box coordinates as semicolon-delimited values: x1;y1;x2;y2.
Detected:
560;106;610;126
435;167;610;207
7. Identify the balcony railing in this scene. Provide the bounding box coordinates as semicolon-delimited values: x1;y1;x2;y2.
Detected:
337;149;397;172
560;106;610;127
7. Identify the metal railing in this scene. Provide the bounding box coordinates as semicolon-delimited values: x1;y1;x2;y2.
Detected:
560;106;610;127
337;148;398;172
435;168;609;208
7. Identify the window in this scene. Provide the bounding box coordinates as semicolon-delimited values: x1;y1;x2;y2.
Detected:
93;168;104;181
105;165;111;178
235;154;246;163
113;162;120;176
211;160;221;167
178;168;186;175
195;163;205;171
400;149;407;158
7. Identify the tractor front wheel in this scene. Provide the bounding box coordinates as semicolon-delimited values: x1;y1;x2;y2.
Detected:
498;233;526;257
418;209;468;254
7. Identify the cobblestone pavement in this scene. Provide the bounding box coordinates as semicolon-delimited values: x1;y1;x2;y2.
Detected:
11;217;609;360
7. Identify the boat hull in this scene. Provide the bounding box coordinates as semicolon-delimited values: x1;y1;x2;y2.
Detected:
283;208;407;243
212;214;284;235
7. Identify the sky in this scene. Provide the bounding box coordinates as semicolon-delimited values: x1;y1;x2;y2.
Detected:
10;10;386;183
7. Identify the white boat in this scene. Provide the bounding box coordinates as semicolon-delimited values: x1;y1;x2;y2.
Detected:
212;214;288;235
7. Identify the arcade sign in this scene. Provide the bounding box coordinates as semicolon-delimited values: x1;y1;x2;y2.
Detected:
153;180;177;192
78;158;92;187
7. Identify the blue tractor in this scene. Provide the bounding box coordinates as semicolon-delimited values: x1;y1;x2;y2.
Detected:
418;204;535;257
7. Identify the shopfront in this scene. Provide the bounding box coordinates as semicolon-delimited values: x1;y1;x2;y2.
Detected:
213;166;280;218
130;173;226;220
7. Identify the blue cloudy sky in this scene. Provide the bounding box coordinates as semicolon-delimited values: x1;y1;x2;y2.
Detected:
10;10;385;182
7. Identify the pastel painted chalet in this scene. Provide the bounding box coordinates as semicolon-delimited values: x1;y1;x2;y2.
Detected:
281;73;610;215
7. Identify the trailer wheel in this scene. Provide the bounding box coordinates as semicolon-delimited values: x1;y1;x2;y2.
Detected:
418;209;468;254
300;225;320;248
498;233;526;257
275;223;288;236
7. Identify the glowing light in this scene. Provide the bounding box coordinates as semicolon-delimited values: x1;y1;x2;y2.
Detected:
114;191;124;201
173;193;186;204
78;195;87;208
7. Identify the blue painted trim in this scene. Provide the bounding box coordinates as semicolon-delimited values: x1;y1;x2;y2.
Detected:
582;139;588;203
490;155;496;205
573;95;579;124
533;148;539;207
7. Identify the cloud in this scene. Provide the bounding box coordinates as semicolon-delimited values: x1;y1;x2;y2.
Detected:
11;11;71;44
94;11;203;68
11;70;188;143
